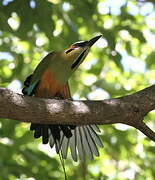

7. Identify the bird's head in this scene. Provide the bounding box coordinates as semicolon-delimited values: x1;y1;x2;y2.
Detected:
63;35;102;70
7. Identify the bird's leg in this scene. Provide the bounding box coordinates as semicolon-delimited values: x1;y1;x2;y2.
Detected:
66;97;73;101
53;96;62;100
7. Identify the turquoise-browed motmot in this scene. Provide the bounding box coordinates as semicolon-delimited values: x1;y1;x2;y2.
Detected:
22;35;103;162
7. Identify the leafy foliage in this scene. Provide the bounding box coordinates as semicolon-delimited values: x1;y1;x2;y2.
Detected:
0;0;155;179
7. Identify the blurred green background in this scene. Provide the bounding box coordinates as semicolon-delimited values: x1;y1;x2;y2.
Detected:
0;0;155;179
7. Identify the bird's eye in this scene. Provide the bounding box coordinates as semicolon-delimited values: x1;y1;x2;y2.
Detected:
66;48;74;54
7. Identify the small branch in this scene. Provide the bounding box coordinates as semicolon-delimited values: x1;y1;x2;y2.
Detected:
0;85;155;142
134;122;155;142
138;0;155;4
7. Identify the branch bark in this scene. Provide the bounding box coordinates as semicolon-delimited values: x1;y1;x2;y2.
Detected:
138;0;155;4
0;86;155;142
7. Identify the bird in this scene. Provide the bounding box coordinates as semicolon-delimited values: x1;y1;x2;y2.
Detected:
22;35;103;162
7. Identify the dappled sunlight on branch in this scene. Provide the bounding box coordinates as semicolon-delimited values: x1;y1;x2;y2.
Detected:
0;86;155;142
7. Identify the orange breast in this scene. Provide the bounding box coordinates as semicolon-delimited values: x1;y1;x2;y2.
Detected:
35;69;70;99
35;69;62;98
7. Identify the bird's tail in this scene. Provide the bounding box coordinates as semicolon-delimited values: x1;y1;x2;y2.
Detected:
30;124;103;162
59;125;103;161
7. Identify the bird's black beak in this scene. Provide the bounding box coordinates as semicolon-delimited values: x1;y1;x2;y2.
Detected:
87;35;102;47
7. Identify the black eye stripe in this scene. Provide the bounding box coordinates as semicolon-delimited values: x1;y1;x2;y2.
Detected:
66;48;74;54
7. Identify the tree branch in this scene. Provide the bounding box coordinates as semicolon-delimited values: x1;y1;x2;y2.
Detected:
138;0;155;4
0;86;155;142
